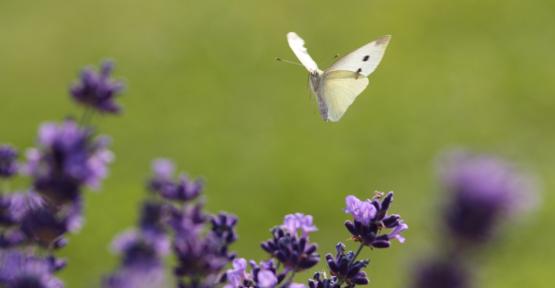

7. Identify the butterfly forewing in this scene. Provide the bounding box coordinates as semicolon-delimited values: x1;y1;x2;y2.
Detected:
287;32;320;73
327;35;391;77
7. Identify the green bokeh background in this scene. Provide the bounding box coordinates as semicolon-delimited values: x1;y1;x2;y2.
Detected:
1;0;554;287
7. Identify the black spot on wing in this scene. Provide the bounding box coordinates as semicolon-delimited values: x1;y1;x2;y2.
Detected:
363;55;370;62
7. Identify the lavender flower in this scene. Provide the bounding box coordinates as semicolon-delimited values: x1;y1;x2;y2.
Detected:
70;60;124;114
261;214;319;272
26;120;113;204
282;213;317;238
104;201;169;288
308;272;339;288
148;159;203;201
211;212;239;246
410;257;469;288
110;230;169;269
223;258;280;288
344;193;408;248
0;251;64;288
0;145;18;179
20;198;82;247
325;243;368;286
172;221;232;281
439;151;536;243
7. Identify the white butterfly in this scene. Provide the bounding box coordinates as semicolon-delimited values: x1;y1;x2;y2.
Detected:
287;32;391;122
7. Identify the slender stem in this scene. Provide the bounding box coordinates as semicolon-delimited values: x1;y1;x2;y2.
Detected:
337;243;366;287
349;243;365;266
283;271;296;287
79;108;94;127
1;180;10;195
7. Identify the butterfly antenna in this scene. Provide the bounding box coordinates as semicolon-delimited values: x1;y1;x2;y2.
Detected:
276;57;303;67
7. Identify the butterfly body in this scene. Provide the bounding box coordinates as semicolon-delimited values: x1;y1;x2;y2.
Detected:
287;32;390;122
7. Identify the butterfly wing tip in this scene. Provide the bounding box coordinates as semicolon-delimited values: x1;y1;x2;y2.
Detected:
376;35;392;45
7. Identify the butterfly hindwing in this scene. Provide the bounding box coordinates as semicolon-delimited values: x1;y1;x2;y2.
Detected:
319;70;369;122
327;35;391;77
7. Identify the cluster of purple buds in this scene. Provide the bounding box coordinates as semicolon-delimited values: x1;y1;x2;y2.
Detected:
103;201;170;288
223;258;281;288
344;192;408;249
325;243;369;287
0;145;18;179
106;159;239;288
0;250;64;288
261;213;320;272
70;60;124;114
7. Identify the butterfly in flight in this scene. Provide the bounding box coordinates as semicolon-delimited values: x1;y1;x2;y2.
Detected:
286;32;391;122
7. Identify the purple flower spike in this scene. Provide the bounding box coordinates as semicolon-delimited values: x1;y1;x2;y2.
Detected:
0;251;64;288
0;145;18;178
148;159;203;202
345;196;376;226
211;212;238;245
325;243;369;286
224;258;250;288
282;213;318;238
27;120;113;204
410;257;469;288
70;60;124;114
439;151;537;243
261;226;320;272
344;192;407;249
223;259;280;288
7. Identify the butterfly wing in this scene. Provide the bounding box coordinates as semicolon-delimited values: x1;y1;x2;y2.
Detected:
319;71;369;122
327;35;391;76
287;32;320;73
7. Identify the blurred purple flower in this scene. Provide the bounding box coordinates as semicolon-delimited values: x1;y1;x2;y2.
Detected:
439;151;537;243
0;192;44;227
308;272;339;288
223;258;280;288
0;250;64;288
70;60;124;114
282;213;317;238
148;159;203;202
0;145;18;178
103;268;165;288
138;201;167;237
325;243;368;286
111;229;169;269
26;120;113;204
344;193;407;249
20;198;82;247
410;257;469;288
211;212;238;245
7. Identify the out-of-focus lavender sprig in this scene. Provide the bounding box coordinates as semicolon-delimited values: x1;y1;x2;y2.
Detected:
410;150;539;288
0;250;64;288
26;120;113;205
438;150;538;246
0;145;18;179
70;60;124;115
105;158;239;288
103;201;169;288
1;59;123;288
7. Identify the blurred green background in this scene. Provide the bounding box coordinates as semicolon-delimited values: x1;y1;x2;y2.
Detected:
1;0;554;287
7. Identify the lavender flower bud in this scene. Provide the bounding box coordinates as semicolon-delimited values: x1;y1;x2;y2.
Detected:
70;60;124;114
